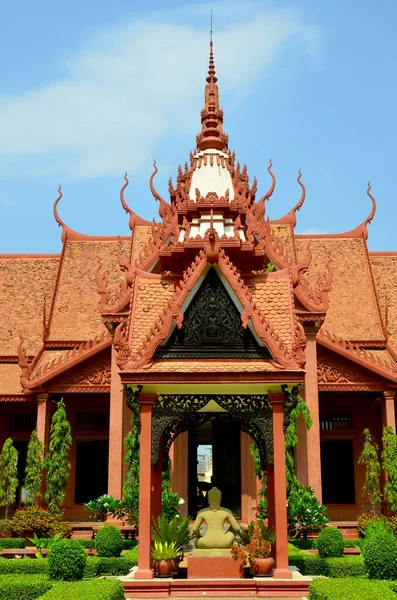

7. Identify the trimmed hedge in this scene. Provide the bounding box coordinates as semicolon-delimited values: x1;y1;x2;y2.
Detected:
83;555;137;577
0;574;52;600
0;558;47;575
0;554;138;577
38;538;95;550
38;579;125;600
0;538;26;550
95;525;123;557
289;537;360;550
288;549;365;577
309;577;396;600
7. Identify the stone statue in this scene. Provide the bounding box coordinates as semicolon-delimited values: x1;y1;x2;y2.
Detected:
192;487;241;549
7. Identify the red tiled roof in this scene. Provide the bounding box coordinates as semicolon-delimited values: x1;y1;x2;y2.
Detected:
0;256;59;355
48;240;130;342
296;237;385;342
370;253;397;355
0;363;23;395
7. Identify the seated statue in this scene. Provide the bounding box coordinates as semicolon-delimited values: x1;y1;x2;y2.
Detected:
192;487;240;549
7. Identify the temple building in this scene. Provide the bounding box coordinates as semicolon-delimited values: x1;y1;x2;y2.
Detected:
1;39;397;546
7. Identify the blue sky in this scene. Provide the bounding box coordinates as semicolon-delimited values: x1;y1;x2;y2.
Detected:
0;0;396;253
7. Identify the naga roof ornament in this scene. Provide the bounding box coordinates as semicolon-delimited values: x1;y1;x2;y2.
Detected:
119;172;151;230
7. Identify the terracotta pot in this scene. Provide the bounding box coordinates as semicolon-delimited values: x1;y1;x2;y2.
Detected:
250;557;275;577
153;559;174;578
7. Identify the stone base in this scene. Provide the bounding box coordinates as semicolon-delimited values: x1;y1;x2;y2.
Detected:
188;556;244;579
191;548;232;557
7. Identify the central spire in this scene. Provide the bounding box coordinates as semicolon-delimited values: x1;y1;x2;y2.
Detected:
196;38;228;152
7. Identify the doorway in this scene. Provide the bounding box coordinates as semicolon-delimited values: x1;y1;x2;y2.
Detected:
321;439;355;504
74;440;108;504
187;417;241;518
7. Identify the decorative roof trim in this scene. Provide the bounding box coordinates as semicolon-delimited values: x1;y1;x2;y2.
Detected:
272;170;306;227
20;332;111;389
150;161;172;220
317;327;397;382
120;172;151;230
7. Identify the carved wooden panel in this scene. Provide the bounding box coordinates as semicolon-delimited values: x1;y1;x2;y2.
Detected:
50;350;111;390
317;347;385;391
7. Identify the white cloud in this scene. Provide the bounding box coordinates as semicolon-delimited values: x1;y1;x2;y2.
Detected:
0;3;319;180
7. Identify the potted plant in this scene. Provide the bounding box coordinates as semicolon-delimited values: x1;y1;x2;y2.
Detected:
152;515;193;572
151;541;181;577
231;520;275;577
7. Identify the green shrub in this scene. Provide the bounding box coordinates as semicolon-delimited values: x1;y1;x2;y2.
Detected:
364;531;397;579
317;526;344;558
83;555;135;577
48;539;86;581
0;519;12;536
0;538;25;549
309;577;396;600
343;538;360;548
37;538;95;550
122;539;137;550
325;555;365;578
95;524;123;557
288;538;316;550
0;574;52;600
0;558;47;575
39;579;125;600
123;545;138;563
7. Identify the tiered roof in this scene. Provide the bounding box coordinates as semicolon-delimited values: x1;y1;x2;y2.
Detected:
1;40;396;395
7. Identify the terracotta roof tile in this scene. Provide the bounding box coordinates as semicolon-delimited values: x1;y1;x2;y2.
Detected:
130;276;174;357
0;363;22;394
250;275;294;346
370;254;397;354
0;256;59;355
49;240;130;341
130;359;291;373
296;237;384;341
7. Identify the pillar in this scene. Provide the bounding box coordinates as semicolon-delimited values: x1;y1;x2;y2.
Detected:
36;393;51;447
266;462;275;531
381;391;396;433
170;431;189;518
107;345;125;500
268;392;292;580
135;393;157;580
240;431;257;522
302;325;322;501
295;414;308;486
151;441;163;522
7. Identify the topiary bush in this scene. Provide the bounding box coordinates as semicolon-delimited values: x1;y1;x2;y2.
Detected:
364;531;397;580
95;524;123;557
0;538;25;549
83;555;136;577
309;577;396;600
317;526;344;558
326;556;366;578
48;539;86;581
38;538;95;550
39;579;125;600
0;574;52;600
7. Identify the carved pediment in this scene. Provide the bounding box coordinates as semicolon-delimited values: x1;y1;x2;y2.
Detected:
48;350;111;392
317;347;386;390
155;268;271;359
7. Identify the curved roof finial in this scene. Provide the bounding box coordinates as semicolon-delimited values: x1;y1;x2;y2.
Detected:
364;181;377;233
255;160;276;213
273;169;306;227
120;171;150;230
149;160;172;220
53;185;69;242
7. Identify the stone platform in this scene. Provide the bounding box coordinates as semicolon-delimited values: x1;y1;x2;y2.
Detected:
122;572;311;598
188;555;244;578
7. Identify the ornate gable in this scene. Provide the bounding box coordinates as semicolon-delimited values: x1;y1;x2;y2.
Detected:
317;346;388;391
155;268;272;359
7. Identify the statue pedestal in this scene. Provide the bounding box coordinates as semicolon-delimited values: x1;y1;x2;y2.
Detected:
188;554;244;579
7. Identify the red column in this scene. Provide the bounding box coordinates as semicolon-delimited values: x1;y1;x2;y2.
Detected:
268;392;292;580
151;441;163;522
266;462;275;531
303;326;322;502
135;394;157;580
36;393;51;447
107;346;124;501
382;391;396;433
170;432;188;518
